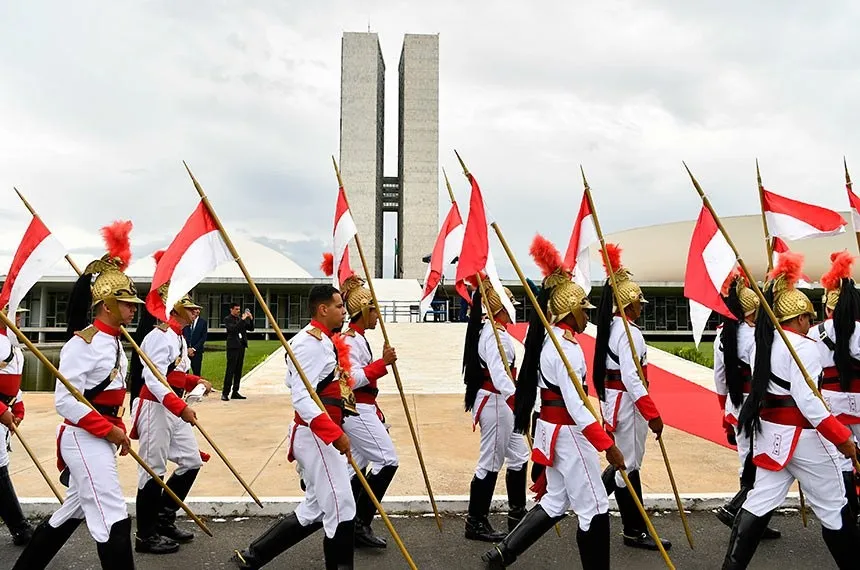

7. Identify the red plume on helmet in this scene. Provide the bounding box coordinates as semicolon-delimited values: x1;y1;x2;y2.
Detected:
152;249;166;264
821;250;855;291
320;252;334;277
602;243;622;276
529;234;566;277
332;333;354;387
100;220;133;269
767;251;804;287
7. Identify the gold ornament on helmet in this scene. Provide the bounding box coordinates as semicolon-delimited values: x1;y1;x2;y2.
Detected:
320;252;376;321
820;250;855;311
529;234;594;325
84;221;144;309
767;251;815;322
478;274;519;317
602;243;646;311
721;267;759;317
150;250;201;317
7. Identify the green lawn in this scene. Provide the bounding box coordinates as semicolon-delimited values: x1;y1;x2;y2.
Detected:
649;340;714;369
199;340;282;390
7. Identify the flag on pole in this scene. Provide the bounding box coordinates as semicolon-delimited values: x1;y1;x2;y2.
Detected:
563;192;598;294
761;188;846;240
146;201;232;321
332;186;357;288
847;184;860;231
454;173;516;322
0;216;67;317
683;206;737;347
419;202;464;318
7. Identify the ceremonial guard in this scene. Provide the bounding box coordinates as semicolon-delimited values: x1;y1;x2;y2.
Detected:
725;252;858;569
326;257;399;549
129;276;212;554
14;222;143;569
712;271;780;538
0;307;33;546
233;284;355;569
592;244;670;551
462;276;530;542
813;251;860;518
483;235;625;569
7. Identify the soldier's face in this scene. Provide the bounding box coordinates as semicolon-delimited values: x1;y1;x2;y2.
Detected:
320;293;346;331
366;308;379;329
116;301;138;326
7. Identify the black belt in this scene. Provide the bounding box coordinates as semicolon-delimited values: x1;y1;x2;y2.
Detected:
762;395;799;409
540;399;566;408
93;404;123;418
354;386;379;397
0;393;14;406
172;386;185;398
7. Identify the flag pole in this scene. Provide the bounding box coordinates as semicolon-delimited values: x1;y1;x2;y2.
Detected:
331;157;442;532
581;167;694;550
12;188;265;508
684;162;860;474
183;161;417;569
756;160;775;272
454;151;674;570
845;158;860;256
0;311;212;536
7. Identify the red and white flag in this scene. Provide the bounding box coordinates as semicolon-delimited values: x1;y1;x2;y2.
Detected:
146;202;232;321
419;202;464;318
684;206;737;347
771;237;812;289
0;216;67;317
847;184;860;231
563;192;598;294
332;186;357;288
454;173;516;322
762;188;846;240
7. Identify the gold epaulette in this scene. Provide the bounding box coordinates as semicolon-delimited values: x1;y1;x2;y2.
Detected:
342;328;356;337
306;327;323;341
156;322;170;332
562;329;578;344
74;325;99;344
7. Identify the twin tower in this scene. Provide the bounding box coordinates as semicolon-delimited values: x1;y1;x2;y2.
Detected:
338;32;439;280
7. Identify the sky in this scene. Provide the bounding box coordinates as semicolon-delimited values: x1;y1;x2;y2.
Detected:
2;1;860;281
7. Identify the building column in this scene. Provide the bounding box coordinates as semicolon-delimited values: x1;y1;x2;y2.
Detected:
264;287;271;341
38;285;48;343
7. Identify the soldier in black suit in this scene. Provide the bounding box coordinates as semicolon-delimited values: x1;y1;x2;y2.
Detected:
183;308;208;376
222;303;254;401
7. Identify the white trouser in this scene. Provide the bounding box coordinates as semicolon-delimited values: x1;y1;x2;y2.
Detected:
343;403;399;475
472;390;529;479
291;423;356;538
50;425;127;542
133;398;202;489
734;426;751;478
602;393;647;488
0;423;9;468
743;430;847;530
539;425;609;531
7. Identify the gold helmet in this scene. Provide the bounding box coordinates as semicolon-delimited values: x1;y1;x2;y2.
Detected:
768;251;815;322
820;250;855;311
152;282;202;316
82;221;144;310
602;243;646;311
721;268;759;317
480;275;519;317
340;274;375;320
529;234;594;326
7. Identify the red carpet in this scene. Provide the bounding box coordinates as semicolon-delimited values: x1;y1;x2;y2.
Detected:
508;323;732;449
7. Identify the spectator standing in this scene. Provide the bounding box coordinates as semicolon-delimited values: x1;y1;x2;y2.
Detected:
222;303;254;401
183;307;208;376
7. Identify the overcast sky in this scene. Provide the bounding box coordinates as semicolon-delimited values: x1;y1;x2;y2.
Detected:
2;1;859;281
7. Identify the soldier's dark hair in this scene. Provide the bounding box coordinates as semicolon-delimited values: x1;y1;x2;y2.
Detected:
463;287;485;412
833;277;860;392
229;302;241;310
308;285;340;317
721;284;746;409
514;285;550;434
738;283;775;437
591;279;615;402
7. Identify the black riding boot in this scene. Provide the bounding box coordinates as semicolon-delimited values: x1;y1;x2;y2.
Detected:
722;508;772;569
481;505;563;568
577;512;610;570
505;466;527;532
97;517;135;569
12;516;82;570
135;477;178;554
842;471;859;521
232;513;322;569
716;478;781;539
0;464;32;545
355;465;397;548
466;472;507;542
821;504;860;570
615;470;672;551
158;468;199;543
323;519;355;570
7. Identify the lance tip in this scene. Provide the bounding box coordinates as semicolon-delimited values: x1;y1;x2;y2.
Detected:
453;150;469;176
579;165;589;188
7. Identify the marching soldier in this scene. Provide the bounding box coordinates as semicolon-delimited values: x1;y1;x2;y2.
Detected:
14;222;143;569
712;271;780;538
592;243;671;551
129;279;212;554
726;252;859;569
814;251;860;518
483;235;625;569
462;276;530;542
233;284;355;569
0;307;34;546
336;268;399;549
